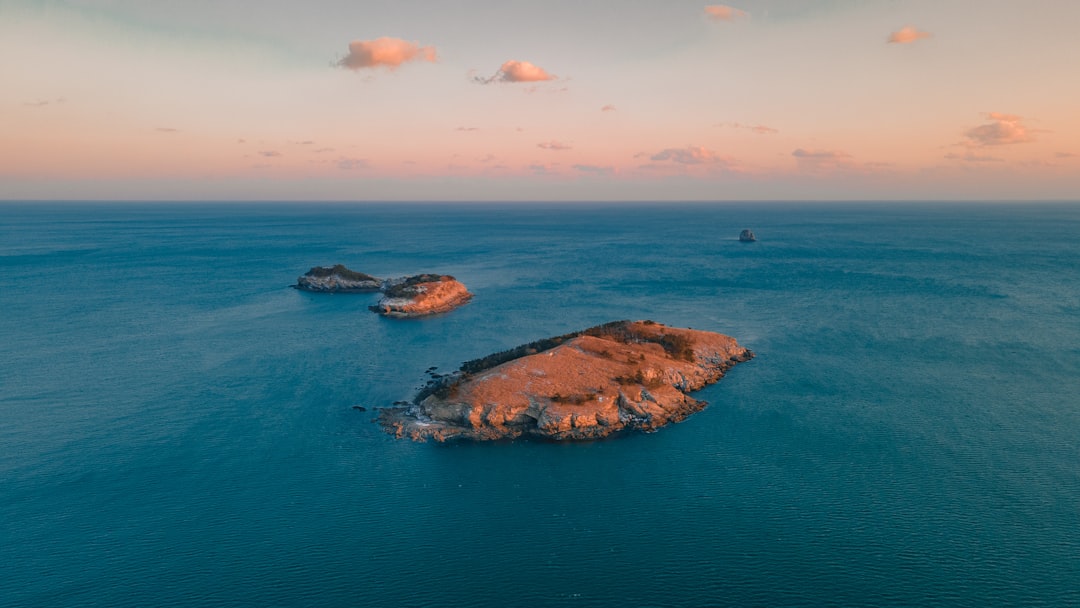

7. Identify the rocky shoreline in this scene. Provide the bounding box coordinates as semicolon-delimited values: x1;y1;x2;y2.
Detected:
378;320;753;442
370;274;473;318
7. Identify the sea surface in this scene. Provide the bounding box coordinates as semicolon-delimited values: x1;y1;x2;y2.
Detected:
1;202;1078;607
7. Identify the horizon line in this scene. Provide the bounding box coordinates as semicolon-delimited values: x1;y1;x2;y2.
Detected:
3;199;1079;205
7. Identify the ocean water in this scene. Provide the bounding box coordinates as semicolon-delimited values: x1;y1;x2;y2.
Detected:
1;202;1078;608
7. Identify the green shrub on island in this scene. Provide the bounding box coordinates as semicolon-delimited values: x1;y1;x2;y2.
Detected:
458;320;696;376
657;333;696;362
550;392;598;405
382;274;455;298
305;264;378;282
614;369;665;389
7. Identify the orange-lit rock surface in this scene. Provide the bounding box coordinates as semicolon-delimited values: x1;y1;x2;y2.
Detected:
370;274;473;318
379;320;753;441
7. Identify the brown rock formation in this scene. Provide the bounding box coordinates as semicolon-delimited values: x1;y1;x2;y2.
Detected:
295;264;382;292
379;320;753;441
370;274;473;318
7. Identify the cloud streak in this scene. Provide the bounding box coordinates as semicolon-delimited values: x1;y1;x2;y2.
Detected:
888;26;932;44
23;97;65;108
537;140;572;151
475;60;555;84
720;122;778;135
573;164;615;176
529;163;557;175
337;158;370;170
651;146;728;165
792;148;856;171
705;5;748;22
945;151;1003;163
338;37;437;71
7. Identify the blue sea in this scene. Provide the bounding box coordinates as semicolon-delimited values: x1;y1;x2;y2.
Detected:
1;202;1078;607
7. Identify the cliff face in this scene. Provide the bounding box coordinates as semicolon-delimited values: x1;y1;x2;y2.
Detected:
295;265;382;292
371;274;473;318
379;321;753;442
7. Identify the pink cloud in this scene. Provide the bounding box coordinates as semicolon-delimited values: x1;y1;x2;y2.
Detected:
1056;152;1076;159
705;5;748;22
888;26;932;44
601;104;617;112
651;146;728;165
259;150;282;158
963;113;1036;147
573;164;615;176
476;60;555;84
338;37;437;71
538;140;572;151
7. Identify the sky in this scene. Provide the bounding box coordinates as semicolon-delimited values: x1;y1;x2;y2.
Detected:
2;0;1079;201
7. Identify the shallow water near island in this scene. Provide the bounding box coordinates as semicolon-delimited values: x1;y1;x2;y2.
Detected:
2;201;1079;607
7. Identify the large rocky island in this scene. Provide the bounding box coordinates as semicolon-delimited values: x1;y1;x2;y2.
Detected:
371;274;473;318
379;320;753;442
295;264;381;292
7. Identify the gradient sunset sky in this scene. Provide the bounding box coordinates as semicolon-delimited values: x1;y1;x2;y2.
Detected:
3;0;1078;201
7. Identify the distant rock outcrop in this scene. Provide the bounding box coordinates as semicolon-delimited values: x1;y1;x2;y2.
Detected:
370;274;473;318
295;264;382;292
378;320;753;442
739;229;756;242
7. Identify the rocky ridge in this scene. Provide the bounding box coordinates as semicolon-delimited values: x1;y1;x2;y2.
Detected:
378;320;753;441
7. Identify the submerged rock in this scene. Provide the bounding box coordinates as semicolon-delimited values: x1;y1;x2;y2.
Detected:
378;320;753;442
370;274;473;318
739;229;756;242
295;264;382;292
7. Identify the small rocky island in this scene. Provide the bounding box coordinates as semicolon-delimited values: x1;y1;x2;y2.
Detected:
295;264;382;292
739;229;757;242
371;274;473;318
378;320;753;442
